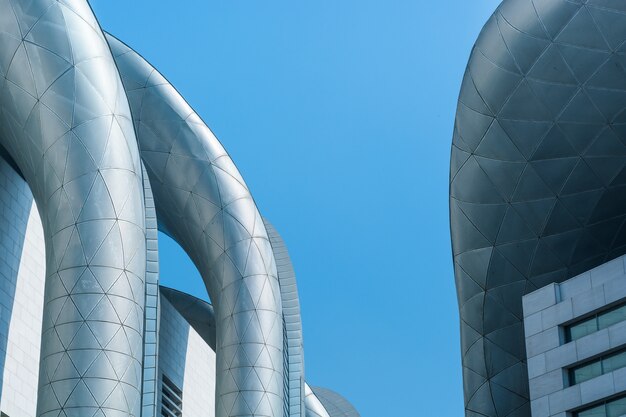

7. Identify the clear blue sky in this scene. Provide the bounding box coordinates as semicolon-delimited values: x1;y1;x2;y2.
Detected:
90;1;501;416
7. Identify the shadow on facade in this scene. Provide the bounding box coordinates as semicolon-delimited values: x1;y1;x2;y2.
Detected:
0;154;34;403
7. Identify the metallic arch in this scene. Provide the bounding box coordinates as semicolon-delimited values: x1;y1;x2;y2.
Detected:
263;219;306;417
106;34;284;417
451;1;626;417
161;217;307;416
159;285;355;417
0;1;147;416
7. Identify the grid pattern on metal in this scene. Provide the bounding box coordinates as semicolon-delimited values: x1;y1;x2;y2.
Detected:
311;387;360;417
451;1;626;417
106;33;284;417
263;219;305;417
0;1;147;416
159;286;216;351
142;164;160;417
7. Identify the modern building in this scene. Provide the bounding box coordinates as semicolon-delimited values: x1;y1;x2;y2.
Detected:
0;1;359;417
522;256;626;417
450;1;626;417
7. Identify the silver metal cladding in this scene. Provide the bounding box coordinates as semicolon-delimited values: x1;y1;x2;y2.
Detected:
263;219;305;417
0;1;147;416
451;1;626;416
106;34;285;417
304;383;331;417
311;387;360;417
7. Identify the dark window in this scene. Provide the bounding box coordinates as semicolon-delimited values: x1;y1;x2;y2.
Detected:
565;303;626;343
161;374;183;417
574;395;626;417
569;348;626;385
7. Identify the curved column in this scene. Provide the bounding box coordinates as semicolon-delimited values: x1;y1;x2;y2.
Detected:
0;1;147;416
106;34;284;417
263;219;305;417
451;1;626;416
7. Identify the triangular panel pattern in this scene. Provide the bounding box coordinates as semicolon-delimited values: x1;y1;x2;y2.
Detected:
0;1;147;416
451;1;626;417
106;35;285;417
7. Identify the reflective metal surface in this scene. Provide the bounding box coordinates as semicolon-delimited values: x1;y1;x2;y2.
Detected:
451;1;626;416
0;1;147;416
106;34;284;417
160;286;217;351
141;164;160;417
311;387;360;417
304;383;331;417
264;219;306;417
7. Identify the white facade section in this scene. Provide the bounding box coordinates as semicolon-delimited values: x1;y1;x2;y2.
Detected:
523;255;626;417
159;296;216;417
0;157;45;417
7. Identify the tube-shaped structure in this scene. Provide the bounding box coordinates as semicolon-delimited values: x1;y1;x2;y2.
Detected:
0;1;147;416
451;1;626;416
264;219;306;417
106;34;284;417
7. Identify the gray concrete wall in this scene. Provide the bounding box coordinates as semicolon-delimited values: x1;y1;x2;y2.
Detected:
523;256;626;417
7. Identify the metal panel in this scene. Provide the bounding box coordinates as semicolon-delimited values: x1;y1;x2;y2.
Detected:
304;384;330;417
142;164;160;417
106;34;284;417
158;296;216;417
311;387;360;417
160;286;216;351
0;155;45;417
263;219;305;417
0;1;147;416
450;1;626;416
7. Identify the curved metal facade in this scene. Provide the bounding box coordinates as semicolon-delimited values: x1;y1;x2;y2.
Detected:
311;387;360;417
264;219;306;417
160;286;217;351
106;34;285;417
0;2;359;416
0;1;147;416
451;1;626;417
304;384;331;417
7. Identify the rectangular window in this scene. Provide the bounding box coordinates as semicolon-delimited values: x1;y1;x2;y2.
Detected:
569;348;626;386
565;302;626;343
574;395;626;417
161;374;183;417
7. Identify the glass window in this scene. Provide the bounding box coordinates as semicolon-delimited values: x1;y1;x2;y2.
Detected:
161;374;182;417
569;347;626;386
570;361;602;385
598;305;626;330
603;350;626;374
577;403;606;417
568;317;598;342
565;302;626;343
607;397;626;417
574;395;626;417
